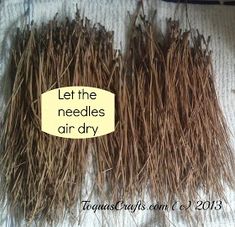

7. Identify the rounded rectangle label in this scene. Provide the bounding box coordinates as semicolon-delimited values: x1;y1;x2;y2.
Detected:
41;86;115;139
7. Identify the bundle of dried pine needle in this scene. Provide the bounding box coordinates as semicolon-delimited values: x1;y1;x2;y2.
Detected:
0;12;121;225
0;5;234;227
98;12;235;225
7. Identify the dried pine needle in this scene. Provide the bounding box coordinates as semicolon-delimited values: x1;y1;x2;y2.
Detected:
0;13;120;225
0;8;234;227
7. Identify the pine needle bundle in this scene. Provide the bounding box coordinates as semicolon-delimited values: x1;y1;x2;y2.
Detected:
113;13;235;219
0;13;120;225
160;19;234;201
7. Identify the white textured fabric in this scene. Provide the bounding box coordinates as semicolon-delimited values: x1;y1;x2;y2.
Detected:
0;0;235;226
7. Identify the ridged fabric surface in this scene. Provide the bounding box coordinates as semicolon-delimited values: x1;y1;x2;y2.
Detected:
0;0;234;226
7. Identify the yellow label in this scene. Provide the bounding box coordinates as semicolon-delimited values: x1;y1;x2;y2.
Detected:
41;86;115;139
